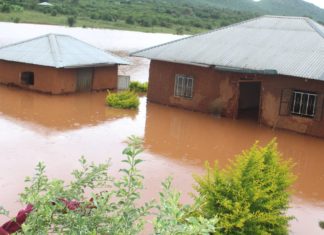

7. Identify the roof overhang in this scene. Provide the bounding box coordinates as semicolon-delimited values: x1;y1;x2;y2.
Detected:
213;65;278;75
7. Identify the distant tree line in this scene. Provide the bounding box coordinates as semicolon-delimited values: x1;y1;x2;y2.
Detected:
0;0;259;33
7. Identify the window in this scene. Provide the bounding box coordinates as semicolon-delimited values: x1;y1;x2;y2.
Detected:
174;75;193;98
21;72;34;85
290;91;317;118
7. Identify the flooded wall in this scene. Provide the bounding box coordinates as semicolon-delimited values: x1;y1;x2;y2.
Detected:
93;65;118;90
148;60;324;137
148;60;237;117
0;60;118;94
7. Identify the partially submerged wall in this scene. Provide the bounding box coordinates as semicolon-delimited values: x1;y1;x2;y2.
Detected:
148;60;237;117
93;65;118;91
148;60;324;138
0;61;118;94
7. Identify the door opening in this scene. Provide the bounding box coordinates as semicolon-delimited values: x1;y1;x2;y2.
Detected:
238;82;261;121
77;68;93;92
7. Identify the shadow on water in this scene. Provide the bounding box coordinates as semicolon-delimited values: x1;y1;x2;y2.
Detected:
0;86;137;132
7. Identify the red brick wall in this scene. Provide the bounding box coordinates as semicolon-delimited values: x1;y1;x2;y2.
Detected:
0;61;118;94
93;65;118;91
148;60;324;137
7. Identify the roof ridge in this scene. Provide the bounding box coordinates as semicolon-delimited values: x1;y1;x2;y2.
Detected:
304;18;324;39
48;34;62;68
263;15;310;20
0;33;52;50
131;15;266;56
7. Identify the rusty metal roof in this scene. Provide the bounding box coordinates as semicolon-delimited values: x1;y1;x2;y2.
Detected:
0;34;129;68
131;16;324;81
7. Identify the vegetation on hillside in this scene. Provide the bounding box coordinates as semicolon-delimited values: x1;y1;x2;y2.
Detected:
0;0;323;34
0;0;258;34
0;138;295;234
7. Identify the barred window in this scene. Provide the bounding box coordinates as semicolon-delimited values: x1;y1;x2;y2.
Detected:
291;91;317;118
174;75;193;98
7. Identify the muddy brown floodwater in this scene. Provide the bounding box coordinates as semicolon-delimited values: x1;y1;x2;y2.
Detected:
0;86;324;234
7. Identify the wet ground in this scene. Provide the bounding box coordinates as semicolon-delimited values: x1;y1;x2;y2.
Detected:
0;86;323;234
0;23;323;234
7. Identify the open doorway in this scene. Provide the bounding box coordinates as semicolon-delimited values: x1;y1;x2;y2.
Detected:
237;82;261;121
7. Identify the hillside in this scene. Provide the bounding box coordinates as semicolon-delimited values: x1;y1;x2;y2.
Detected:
0;0;323;34
192;0;324;22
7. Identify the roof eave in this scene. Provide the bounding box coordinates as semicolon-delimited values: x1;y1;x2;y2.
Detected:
60;62;130;69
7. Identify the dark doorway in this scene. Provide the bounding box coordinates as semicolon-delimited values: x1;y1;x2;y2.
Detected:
238;82;261;121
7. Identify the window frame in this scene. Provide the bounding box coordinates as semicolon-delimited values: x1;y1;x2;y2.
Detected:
174;74;194;99
21;72;35;86
290;90;317;118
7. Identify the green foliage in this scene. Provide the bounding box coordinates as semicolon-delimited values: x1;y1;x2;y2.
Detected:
1;0;324;33
319;221;324;229
0;136;219;234
1;139;296;234
106;90;140;109
67;15;76;27
18;136;154;234
0;206;9;217
194;140;296;235
13;16;20;23
154;177;217;235
0;0;258;34
129;81;148;93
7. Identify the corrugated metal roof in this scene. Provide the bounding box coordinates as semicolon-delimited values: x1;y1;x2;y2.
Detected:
131;15;324;81
0;34;129;68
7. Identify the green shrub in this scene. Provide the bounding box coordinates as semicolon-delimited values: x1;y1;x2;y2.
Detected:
0;139;296;234
154;177;217;235
105;90;139;109
1;136;217;234
129;81;148;93
67;16;76;27
194;140;296;235
320;221;324;229
18;136;154;234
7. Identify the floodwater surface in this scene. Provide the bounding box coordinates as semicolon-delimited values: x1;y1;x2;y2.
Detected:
0;22;323;235
0;86;323;235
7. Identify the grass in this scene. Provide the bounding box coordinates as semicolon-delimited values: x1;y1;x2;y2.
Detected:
129;81;148;93
0;10;205;34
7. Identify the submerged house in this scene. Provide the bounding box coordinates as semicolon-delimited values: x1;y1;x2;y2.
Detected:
132;15;324;137
0;34;128;94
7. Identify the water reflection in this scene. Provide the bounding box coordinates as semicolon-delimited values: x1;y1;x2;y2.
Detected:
0;86;137;132
0;86;323;234
144;102;324;205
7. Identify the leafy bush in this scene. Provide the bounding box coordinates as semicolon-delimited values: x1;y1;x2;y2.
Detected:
194;140;296;235
154;177;217;235
67;16;76;27
320;221;324;229
129;81;148;93
16;136;152;234
0;136;217;234
0;139;296;235
105;90;139;109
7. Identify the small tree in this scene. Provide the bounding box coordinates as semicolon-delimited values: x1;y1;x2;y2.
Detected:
194;140;296;235
319;221;324;229
67;16;76;27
